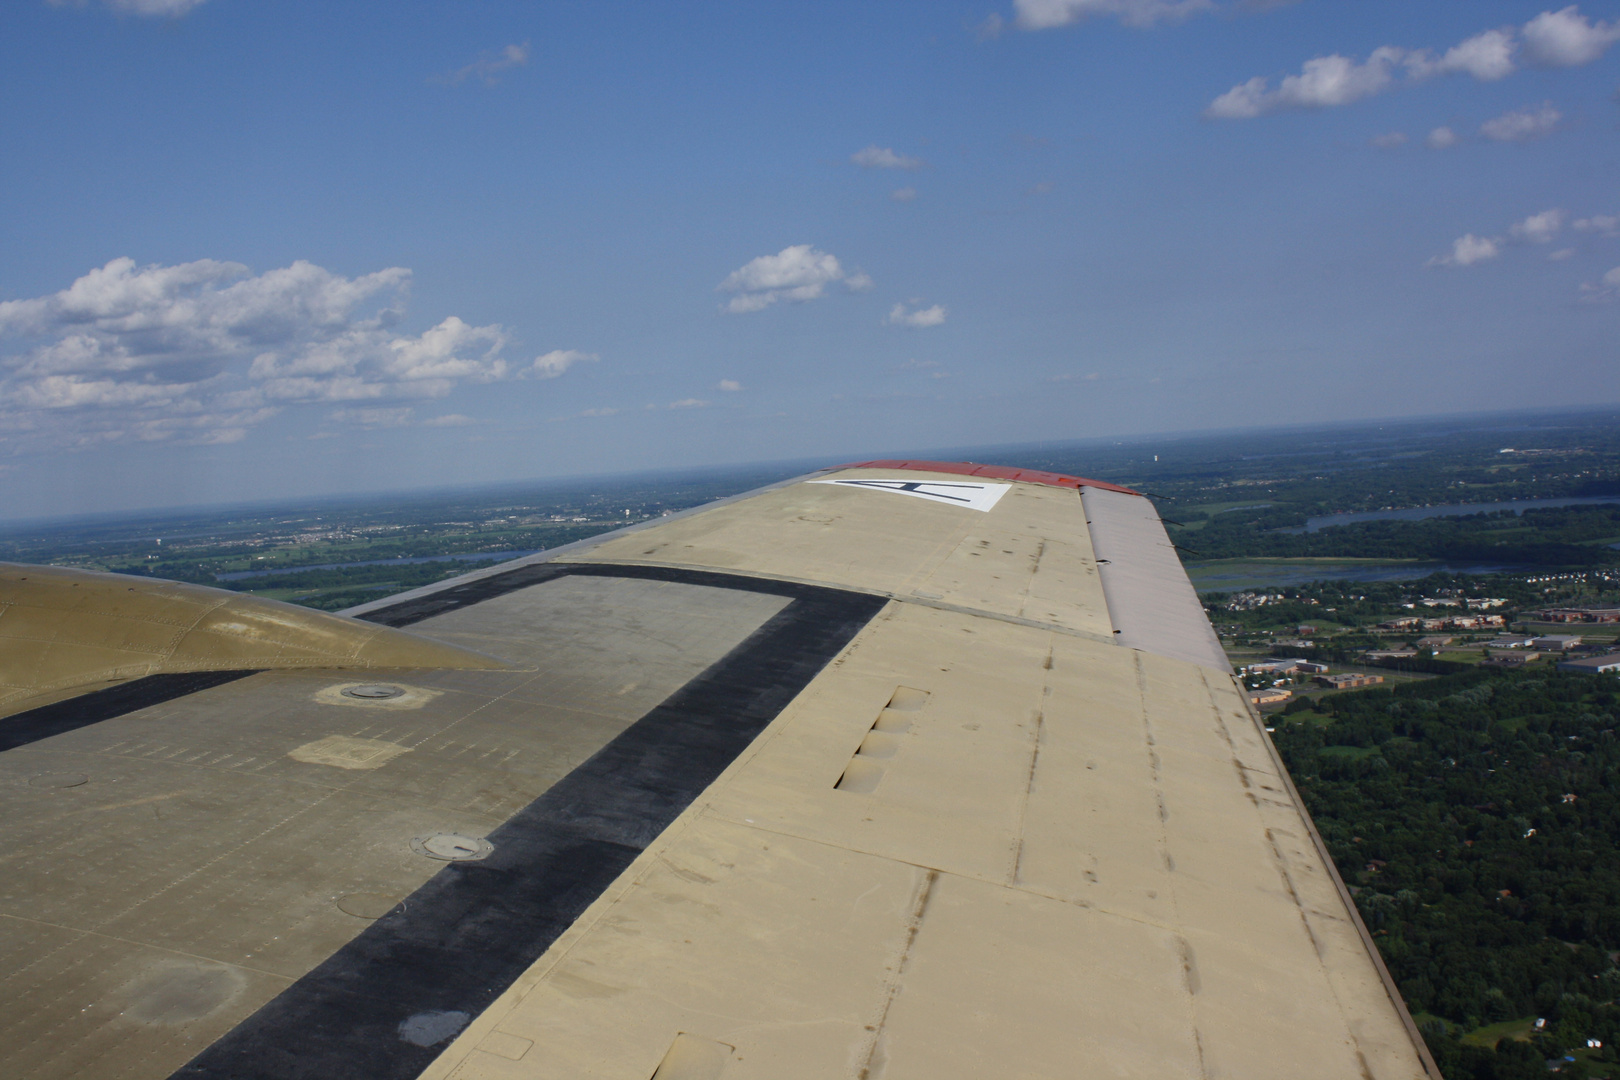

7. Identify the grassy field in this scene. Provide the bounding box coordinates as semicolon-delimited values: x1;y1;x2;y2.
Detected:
1176;500;1277;516
1460;1017;1537;1048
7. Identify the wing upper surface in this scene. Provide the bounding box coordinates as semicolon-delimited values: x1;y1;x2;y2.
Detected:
0;464;1434;1080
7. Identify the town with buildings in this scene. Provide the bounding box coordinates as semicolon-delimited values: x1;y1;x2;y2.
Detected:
1228;588;1620;710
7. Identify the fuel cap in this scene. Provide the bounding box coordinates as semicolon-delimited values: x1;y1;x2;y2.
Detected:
411;833;493;861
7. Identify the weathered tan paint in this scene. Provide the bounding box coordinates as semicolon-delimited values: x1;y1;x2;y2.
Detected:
0;575;791;1080
0;562;505;717
570;468;1115;639
420;596;1431;1080
0;469;1437;1079
286;733;415;769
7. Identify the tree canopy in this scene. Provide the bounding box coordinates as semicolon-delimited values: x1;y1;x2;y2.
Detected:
1275;669;1620;1078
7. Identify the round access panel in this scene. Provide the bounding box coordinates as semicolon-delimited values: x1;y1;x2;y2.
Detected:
336;892;400;919
29;773;87;789
411;833;494;862
342;684;405;700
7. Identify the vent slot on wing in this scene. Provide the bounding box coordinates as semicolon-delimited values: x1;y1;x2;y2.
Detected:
649;1033;734;1080
835;757;886;794
835;686;930;794
886;686;930;712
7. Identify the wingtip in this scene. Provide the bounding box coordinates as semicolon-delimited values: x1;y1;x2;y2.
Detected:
829;459;1144;496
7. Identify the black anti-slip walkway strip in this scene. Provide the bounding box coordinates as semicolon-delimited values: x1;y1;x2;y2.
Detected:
0;563;842;756
353;558;847;628
172;574;887;1080
0;670;257;754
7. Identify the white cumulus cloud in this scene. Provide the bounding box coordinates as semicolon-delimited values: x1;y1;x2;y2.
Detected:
887;302;948;328
329;406;416;429
852;145;925;170
382;317;510;382
1207;10;1616;121
51;0;210;15
112;0;205;12
1206;48;1410;118
1428;206;1597;269
1580;266;1620;302
1508;208;1565;243
1013;0;1215;29
717;379;743;392
718;245;864;313
1574;214;1620;236
1480;102;1562;141
528;349;596;379
1521;6;1620;67
1410;28;1519;81
1428;234;1501;267
434;42;531;87
1426;126;1461;149
0;257;580;452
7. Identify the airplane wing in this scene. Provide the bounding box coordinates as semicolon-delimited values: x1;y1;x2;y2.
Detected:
0;460;1437;1080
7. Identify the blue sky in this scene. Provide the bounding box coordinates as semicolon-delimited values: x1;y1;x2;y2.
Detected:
2;0;1618;518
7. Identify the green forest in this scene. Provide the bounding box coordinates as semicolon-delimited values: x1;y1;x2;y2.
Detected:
1274;669;1620;1077
1170;504;1620;567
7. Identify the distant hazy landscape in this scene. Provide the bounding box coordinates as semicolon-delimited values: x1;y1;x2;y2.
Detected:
10;407;1620;1075
5;408;1619;603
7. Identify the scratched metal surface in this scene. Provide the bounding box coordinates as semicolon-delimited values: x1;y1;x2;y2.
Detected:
0;575;787;1080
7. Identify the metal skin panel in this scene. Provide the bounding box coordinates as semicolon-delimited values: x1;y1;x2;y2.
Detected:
0;563;505;718
567;468;1115;640
0;573;846;1080
1078;486;1231;672
420;601;1431;1080
0;462;1435;1080
835;458;1143;494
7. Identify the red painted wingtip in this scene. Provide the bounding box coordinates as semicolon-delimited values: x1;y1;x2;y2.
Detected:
833;459;1143;496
